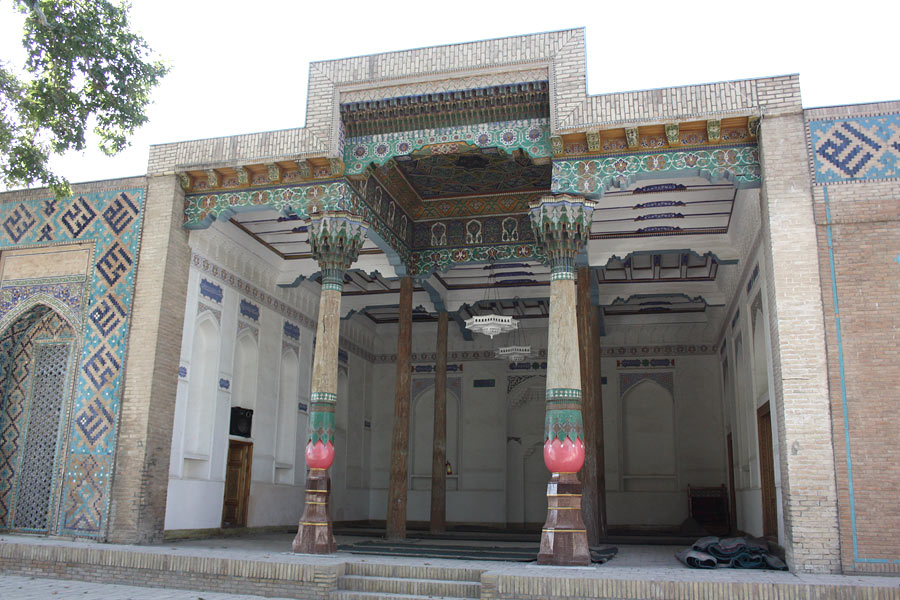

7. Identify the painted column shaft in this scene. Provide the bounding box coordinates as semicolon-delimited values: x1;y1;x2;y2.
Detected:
529;194;594;566
292;211;368;555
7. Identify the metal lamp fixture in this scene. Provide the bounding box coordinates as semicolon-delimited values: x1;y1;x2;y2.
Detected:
464;262;518;339
495;302;532;362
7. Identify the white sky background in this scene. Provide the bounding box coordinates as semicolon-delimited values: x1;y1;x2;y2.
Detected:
1;0;898;188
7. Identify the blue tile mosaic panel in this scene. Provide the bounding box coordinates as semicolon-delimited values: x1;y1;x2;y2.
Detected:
809;115;900;183
0;189;145;538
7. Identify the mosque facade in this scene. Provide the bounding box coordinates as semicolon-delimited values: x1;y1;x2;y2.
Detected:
0;29;898;574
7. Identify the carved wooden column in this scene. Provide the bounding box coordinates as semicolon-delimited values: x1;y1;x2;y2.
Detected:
386;276;413;540
529;195;595;566
292;211;368;554
430;310;448;534
576;266;601;545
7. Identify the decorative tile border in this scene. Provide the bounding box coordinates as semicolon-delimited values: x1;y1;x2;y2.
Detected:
183;180;353;229
600;344;716;356
190;252;315;330
0;189;145;537
409;241;546;276
552;145;760;197
343;118;552;175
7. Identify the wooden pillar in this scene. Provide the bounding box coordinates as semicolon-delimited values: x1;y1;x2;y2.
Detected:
592;304;607;537
576;266;601;545
430;310;448;534
386;276;413;540
530;195;595;566
293;212;368;554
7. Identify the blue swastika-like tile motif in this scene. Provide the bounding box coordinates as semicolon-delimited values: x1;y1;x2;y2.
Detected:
0;188;144;538
809;114;900;183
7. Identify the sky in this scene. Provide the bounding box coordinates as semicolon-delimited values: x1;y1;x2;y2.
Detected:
1;0;898;188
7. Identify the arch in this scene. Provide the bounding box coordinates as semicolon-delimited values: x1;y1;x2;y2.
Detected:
275;348;300;467
622;378;676;489
232;329;258;411
751;300;769;399
183;316;218;460
410;381;460;484
0;304;77;533
0;293;81;339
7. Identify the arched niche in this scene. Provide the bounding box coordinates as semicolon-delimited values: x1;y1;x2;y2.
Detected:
621;377;676;492
505;376;547;527
275;348;300;472
183;315;219;472
232;329;259;411
410;379;460;492
750;296;769;400
0;303;77;533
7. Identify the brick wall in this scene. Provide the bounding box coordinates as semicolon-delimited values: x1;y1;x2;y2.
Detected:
807;101;900;573
759;110;841;573
108;174;191;543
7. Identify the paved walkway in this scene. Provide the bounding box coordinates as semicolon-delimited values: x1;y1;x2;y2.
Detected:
0;574;296;600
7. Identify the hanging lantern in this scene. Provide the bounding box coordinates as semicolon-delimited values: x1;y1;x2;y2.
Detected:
495;304;532;361
465;313;517;339
465;262;518;339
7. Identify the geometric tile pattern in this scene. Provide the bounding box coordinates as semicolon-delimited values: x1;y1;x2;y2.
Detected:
0;309;74;531
11;341;71;532
808;114;900;183
0;188;145;537
552;145;761;197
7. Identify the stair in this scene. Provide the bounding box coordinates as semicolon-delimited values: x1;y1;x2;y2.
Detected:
332;562;483;600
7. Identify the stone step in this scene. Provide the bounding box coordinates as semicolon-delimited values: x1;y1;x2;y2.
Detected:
330;592;472;600
337;575;480;598
343;561;483;582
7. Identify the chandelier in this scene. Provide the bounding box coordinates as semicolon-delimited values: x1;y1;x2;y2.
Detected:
465;263;518;339
495;302;532;362
466;313;517;339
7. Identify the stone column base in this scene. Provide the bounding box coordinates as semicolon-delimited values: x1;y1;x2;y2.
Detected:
537;472;590;566
292;468;336;554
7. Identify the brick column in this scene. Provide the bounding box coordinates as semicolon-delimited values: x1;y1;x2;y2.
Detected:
292;211;368;554
386;276;413;540
109;173;190;543
759;111;841;573
530;195;595;566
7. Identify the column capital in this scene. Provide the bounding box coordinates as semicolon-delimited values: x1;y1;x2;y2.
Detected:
306;210;369;291
528;194;595;280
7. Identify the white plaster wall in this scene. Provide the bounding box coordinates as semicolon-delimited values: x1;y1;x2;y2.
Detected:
165;223;346;531
600;354;726;529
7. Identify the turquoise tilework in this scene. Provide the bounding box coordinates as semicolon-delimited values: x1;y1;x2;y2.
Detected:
0;189;145;537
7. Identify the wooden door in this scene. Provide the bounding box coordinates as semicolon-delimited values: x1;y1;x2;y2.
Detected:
757;403;777;538
222;440;252;528
726;432;737;532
